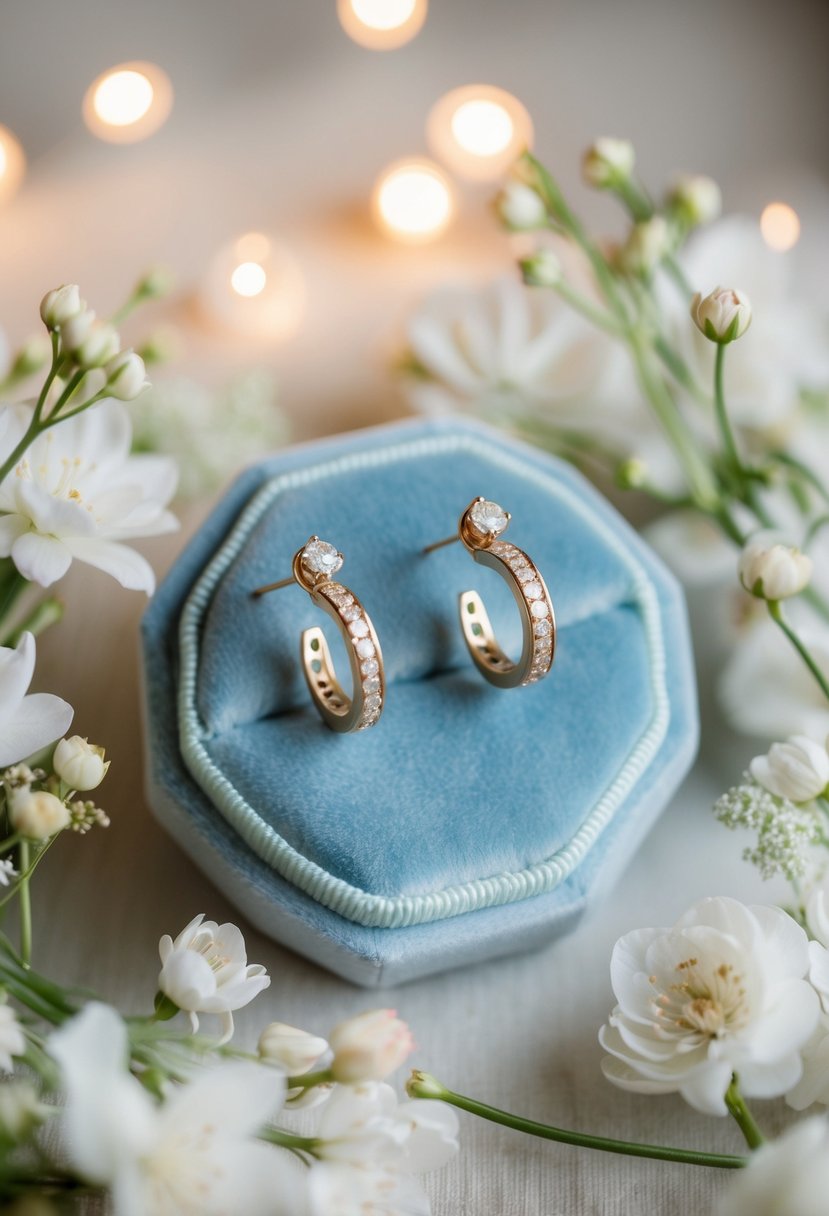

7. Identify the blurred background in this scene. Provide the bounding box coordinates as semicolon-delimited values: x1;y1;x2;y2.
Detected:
1;0;828;450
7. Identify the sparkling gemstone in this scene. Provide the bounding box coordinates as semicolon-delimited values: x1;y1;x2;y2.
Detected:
523;581;542;600
534;619;552;637
349;619;369;638
361;658;379;677
468;499;508;537
510;555;529;570
356;639;375;659
363;676;380;694
531;600;550;618
516;567;534;583
365;694;382;712
342;605;361;622
302;539;343;578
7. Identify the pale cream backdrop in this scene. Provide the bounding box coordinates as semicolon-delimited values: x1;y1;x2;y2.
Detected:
1;1;828;1213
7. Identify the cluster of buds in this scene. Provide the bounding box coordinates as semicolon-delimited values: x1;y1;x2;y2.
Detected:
2;735;109;843
39;282;152;402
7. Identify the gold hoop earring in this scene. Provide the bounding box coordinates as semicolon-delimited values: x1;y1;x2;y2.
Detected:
251;537;385;732
423;498;556;688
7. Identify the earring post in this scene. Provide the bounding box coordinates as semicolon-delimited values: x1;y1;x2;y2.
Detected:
251;575;296;598
422;535;459;555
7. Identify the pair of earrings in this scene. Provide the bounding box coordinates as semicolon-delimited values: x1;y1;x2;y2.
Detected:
251;497;556;734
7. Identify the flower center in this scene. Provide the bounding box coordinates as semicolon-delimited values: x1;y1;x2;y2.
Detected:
190;930;231;973
650;958;749;1041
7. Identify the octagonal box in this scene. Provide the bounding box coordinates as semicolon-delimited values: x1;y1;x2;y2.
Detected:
141;416;698;987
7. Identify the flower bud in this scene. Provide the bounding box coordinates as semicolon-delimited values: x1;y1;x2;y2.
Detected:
53;736;108;791
616;457;649;490
582;137;635;188
104;351;147;401
495;182;547;231
9;337;51;380
59;307;96;353
667;174;722;227
39;284;82;330
76;324;120;369
329;1009;414;1083
739;538;812;601
258;1022;328;1074
691;286;752;344
619;216;670;276
750;735;829;803
8;788;69;840
519;248;562;288
135;265;176;300
137;325;182;366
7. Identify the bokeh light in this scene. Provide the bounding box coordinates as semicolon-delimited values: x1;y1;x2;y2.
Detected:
203;232;306;342
427;84;533;181
83;62;173;143
760;202;801;252
337;0;427;49
0;125;26;203
372;158;454;242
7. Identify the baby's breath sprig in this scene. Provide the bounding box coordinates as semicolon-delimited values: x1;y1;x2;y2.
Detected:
714;775;823;882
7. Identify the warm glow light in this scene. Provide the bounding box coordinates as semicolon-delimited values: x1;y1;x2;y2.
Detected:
428;84;533;181
203;232;305;342
337;0;427;49
231;261;267;297
760;202;801;252
0;125;26;204
83;62;173;143
373;159;453;242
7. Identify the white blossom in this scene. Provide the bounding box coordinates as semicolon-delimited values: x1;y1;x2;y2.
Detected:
0;859;17;886
720;620;829;740
714;777;822;881
104;352;147;401
315;1081;459;1174
0;996;25;1071
258;1022;328;1074
48;1003;300;1216
329;1010;414;1083
495;182;547;231
0;400;178;593
53;736;108;791
0;632;72;766
750;736;829;802
581;137;634;188
599;896;819;1115
739;538;812;601
717;1117;829;1216
619;216;670;276
8;787;69;840
668;174;722;227
691;285;753;343
39;285;82;330
157;913;270;1042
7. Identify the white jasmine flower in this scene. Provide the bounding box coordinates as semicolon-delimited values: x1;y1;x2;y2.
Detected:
315;1081;459;1172
0;400;178;593
48;1003;300;1216
519;248;563;288
720;620;829;740
53;736;108;791
750;736;829;802
739;538;812;600
717;1116;829;1216
76;323;120;369
691;285;753;343
39;285;82;330
667;174;722;227
495;182;547;231
330;1010;414;1083
308;1163;431;1216
158;913;270;1042
619;216;670;276
0;996;25;1071
8;787;69;840
258;1022;328;1074
104;352;147;401
0;632;72;766
599;896;819;1115
0;859;17;886
714;778;822;882
59;307;95;353
581;137;634;188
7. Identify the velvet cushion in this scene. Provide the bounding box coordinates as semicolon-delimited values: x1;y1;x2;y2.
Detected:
142;417;698;985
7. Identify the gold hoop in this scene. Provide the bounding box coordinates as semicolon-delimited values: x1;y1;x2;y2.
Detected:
424;498;556;688
251;537;385;732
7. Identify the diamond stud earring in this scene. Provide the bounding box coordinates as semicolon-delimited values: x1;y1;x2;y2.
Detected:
423;498;556;688
251;537;385;732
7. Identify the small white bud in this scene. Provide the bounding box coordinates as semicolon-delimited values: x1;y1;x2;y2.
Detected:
519;248;562;288
76;324;121;369
739;538;812;601
619;216;670;275
750;736;829;803
135;265;176;299
258;1022;328;1074
668;174;722;227
59;307;96;353
616;457;649;489
495;182;547;231
329;1009;414;1083
104;351;147;401
9;336;51;379
39;285;82;330
582;137;635;188
8;788;69;840
691;286;752;344
53;736;108;791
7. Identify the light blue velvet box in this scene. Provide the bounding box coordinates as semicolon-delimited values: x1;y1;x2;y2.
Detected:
140;416;698;987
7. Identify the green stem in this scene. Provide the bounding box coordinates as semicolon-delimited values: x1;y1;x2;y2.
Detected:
406;1074;745;1170
768;600;829;703
2;596;63;647
259;1127;319;1153
44;369;87;422
553;280;625;335
286;1066;334;1090
724;1077;765;1150
18;840;31;967
713;344;743;478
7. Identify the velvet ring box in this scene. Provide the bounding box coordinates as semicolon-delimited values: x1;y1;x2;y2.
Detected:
141;416;698;987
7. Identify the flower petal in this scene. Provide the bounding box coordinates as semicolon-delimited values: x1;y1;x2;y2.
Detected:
0;631;36;728
61;537;155;594
10;532;72;587
160;1060;285;1140
0;691;74;765
0;515;30;556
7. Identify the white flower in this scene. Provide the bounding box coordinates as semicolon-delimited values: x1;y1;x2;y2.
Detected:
53;736;108;791
76;323;120;369
619;216;670;275
0;632;72;765
104;352;147;401
720;620;829;740
0;859;17;886
308;1163;431;1216
39;285;82;330
750;736;829;802
48;1003;300;1216
0;400;178;593
315;1081;459;1173
495;182;547;231
157;913;270;1042
668;174;722;227
717;1117;829;1216
691;285;753;343
330;1010;414;1083
258;1022;328;1074
739;538;812;600
599;896;819;1115
581;137;634;188
0;996;25;1071
519;248;563;288
806;875;829;957
59;307;95;352
8;787;69;840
